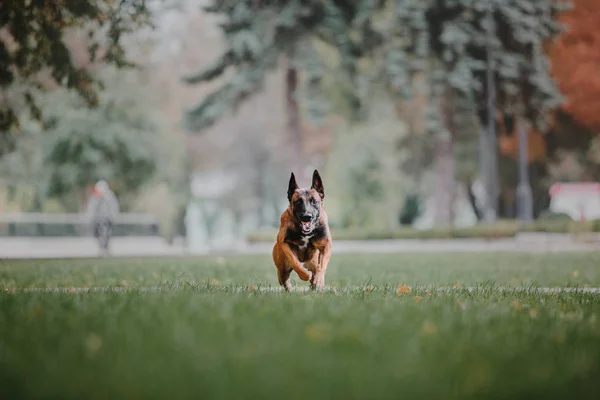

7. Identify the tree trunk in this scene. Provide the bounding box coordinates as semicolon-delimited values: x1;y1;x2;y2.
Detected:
285;64;306;180
434;92;456;226
465;178;483;220
434;132;455;225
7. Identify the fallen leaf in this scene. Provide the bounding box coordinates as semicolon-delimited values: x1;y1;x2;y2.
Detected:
421;321;438;336
414;296;424;304
573;270;580;278
529;309;538;319
396;285;411;295
305;324;329;342
426;290;432;296
29;306;43;319
512;299;522;312
210;279;220;286
84;333;103;354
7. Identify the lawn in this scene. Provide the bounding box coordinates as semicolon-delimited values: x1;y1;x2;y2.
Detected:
1;253;600;399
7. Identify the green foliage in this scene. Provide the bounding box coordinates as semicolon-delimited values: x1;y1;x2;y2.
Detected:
324;97;406;230
0;0;151;154
399;195;422;225
247;219;600;242
187;1;568;135
376;0;568;131
1;68;176;212
183;0;366;131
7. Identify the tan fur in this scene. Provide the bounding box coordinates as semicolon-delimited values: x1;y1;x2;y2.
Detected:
272;181;332;292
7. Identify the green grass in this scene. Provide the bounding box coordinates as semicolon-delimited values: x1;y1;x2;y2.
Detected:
1;253;600;399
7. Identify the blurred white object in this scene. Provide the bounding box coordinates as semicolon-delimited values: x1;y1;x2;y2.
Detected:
549;183;600;221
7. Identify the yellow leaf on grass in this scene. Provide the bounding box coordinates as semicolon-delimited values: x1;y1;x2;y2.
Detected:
414;296;424;304
396;285;411;295
421;321;438;336
529;309;538;319
512;299;522;312
573;270;580;278
84;333;103;354
305;324;329;342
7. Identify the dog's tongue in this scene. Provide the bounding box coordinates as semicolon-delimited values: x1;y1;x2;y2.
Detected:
301;221;311;230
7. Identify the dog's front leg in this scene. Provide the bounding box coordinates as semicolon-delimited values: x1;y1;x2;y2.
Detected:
310;243;331;291
273;242;312;285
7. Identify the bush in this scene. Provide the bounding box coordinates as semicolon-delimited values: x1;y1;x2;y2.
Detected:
246;219;600;242
537;210;572;221
398;195;422;226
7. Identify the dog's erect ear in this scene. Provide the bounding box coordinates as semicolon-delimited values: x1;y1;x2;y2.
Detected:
287;172;299;202
311;169;324;199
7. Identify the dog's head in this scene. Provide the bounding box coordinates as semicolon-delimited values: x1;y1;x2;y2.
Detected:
287;170;324;235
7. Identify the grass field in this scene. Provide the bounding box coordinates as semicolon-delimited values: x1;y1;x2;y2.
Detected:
2;253;600;399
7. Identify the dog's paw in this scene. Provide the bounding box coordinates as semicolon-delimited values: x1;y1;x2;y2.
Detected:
296;268;312;282
310;274;325;291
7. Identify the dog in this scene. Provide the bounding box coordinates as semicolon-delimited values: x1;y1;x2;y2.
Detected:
272;170;332;292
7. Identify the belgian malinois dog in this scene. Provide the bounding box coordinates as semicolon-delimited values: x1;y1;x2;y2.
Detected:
272;170;332;291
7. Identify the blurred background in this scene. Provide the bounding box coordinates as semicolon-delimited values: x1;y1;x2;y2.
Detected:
1;0;600;257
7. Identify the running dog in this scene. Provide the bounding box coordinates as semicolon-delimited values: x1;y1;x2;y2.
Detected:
272;170;332;291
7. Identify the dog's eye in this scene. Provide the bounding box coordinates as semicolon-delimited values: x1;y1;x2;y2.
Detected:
311;198;319;205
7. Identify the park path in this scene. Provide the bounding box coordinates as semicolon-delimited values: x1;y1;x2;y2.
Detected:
0;233;599;259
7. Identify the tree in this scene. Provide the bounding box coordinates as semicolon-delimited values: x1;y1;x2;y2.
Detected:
184;0;568;224
375;0;567;223
182;1;364;179
0;67;175;212
549;0;600;131
0;0;151;155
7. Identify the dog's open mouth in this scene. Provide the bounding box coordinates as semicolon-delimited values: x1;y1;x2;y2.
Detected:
301;221;312;232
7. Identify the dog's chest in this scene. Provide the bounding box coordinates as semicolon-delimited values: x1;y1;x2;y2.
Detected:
297;234;314;252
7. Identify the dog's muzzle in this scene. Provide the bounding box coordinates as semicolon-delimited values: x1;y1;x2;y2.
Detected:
300;215;313;233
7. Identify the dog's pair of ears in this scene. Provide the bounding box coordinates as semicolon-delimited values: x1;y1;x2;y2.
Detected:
288;170;324;202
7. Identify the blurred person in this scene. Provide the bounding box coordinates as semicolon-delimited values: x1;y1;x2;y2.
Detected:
86;180;120;255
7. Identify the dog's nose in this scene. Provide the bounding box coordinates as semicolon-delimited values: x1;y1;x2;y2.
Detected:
300;215;312;222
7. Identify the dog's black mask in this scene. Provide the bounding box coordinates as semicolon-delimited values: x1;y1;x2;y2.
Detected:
287;170;325;235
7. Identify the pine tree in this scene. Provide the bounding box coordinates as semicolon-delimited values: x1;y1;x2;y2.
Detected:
185;1;568;221
182;1;368;176
376;0;568;223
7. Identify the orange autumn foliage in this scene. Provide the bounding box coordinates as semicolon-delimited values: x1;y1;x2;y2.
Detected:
549;0;600;131
498;130;547;163
496;114;547;163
